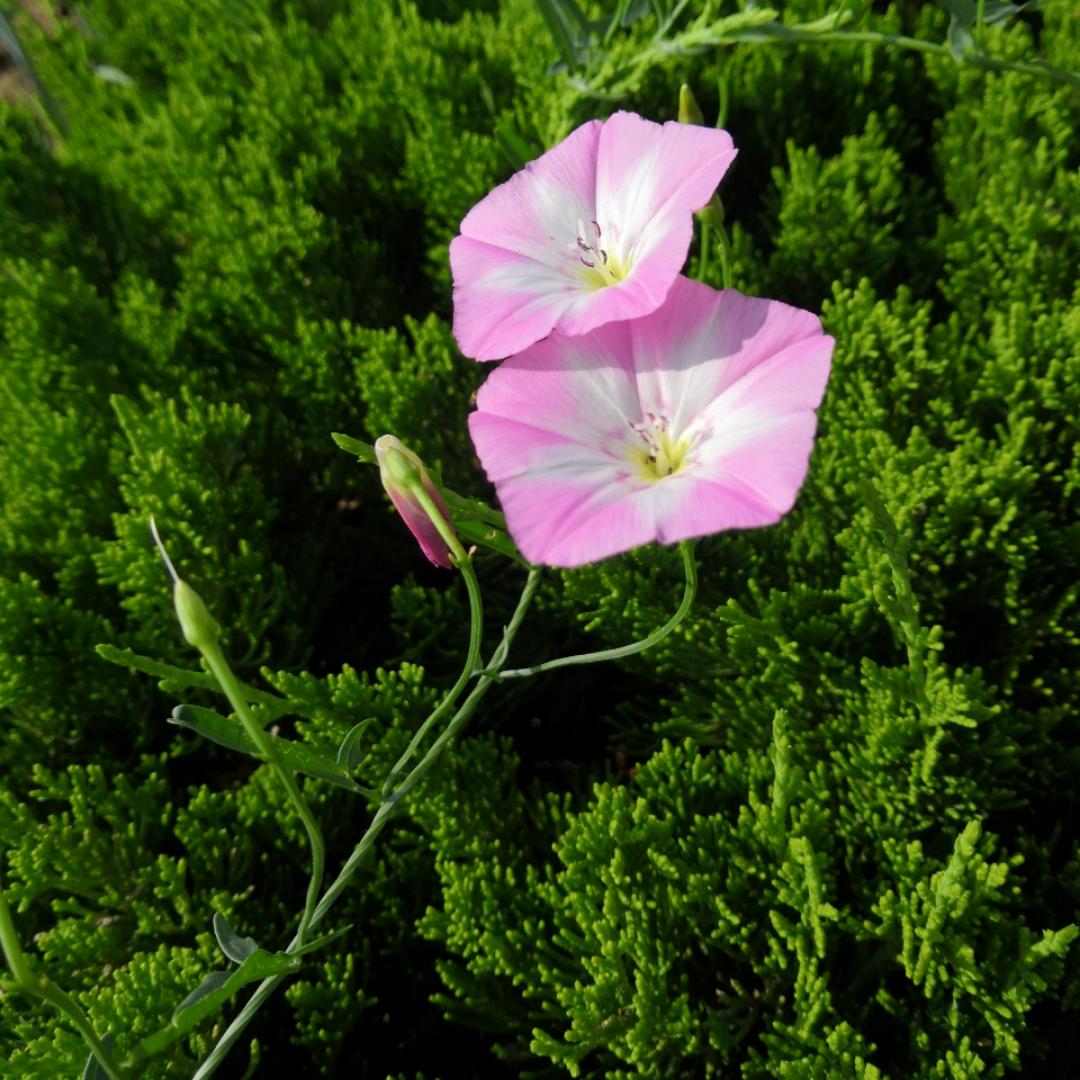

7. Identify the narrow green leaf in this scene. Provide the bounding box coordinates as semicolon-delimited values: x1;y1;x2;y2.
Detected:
134;950;300;1059
213;912;258;964
169;704;364;792
289;924;353;958
942;0;977;30
947;17;974;59
331;431;376;464
81;1035;114;1080
440;489;506;530
494;124;539;171
173;971;231;1017
452;517;529;567
983;0;1043;24
95;644;292;717
534;0;583;70
336;719;373;770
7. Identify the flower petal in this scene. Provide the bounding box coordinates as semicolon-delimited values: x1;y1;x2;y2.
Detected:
469;277;833;567
385;489;454;568
451;112;739;360
488;473;655;568
595;112;736;273
451;121;602;360
458;120;601;262
652;474;781;542
450;236;577;361
630;278;829;435
472;322;638;448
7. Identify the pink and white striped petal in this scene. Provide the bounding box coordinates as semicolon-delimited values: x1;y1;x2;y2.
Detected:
451;112;737;361
468;277;834;567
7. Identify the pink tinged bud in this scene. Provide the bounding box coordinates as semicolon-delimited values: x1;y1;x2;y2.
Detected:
374;436;456;569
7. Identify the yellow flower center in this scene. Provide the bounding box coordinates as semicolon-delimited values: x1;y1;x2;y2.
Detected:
574;219;631;290
627;414;693;483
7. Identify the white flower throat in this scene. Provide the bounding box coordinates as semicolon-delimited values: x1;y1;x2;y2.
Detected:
627;412;695;483
574;219;631;289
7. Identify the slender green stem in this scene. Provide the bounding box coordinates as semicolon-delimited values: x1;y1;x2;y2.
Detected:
493;541;698;680
976;0;987;48
199;642;325;945
582;22;1080;102
714;223;734;290
780;28;1080;90
382;553;484;796
716;64;730;129
696;223;711;280
0;879;33;987
604;0;633;47
190;568;543;1080
1;879;126;1080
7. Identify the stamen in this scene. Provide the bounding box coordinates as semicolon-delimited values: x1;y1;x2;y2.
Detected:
575;224;630;289
627;412;692;481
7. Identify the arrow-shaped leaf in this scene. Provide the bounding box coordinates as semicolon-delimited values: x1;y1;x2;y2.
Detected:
96;644;294;719
132;950;300;1060
213;912;258;964
169;705;367;793
336;719;373;771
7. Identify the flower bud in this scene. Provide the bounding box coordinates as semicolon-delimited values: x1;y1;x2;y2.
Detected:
678;84;705;127
374;436;457;568
678;84;727;232
174;578;220;651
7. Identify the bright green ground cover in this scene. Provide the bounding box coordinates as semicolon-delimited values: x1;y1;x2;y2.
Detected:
1;1;1078;1076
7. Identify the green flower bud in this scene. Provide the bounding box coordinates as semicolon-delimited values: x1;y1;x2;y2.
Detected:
677;85;727;231
678;84;705;127
174;579;220;651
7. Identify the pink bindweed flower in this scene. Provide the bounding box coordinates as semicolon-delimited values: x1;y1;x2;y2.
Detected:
467;277;833;567
375;435;456;569
450;111;736;361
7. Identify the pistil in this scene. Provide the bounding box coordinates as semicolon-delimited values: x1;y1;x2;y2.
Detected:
627;413;694;482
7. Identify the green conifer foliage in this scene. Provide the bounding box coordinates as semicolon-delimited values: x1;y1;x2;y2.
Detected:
95;391;301;667
1;0;1077;1076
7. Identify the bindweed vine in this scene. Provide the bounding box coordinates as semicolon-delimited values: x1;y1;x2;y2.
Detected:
2;69;837;1080
1;2;1077;1076
533;0;1079;143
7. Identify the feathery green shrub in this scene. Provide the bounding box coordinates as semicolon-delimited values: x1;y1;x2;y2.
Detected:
1;1;1077;1076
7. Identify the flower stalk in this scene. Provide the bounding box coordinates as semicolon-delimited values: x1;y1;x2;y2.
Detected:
491;540;698;679
191;567;543;1079
0;875;126;1080
151;521;326;946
